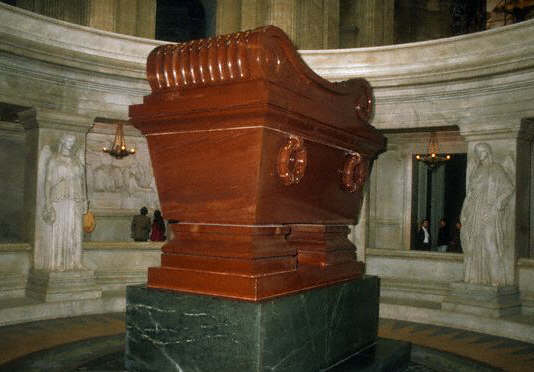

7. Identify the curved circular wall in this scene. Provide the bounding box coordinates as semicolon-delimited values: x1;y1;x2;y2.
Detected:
0;3;533;345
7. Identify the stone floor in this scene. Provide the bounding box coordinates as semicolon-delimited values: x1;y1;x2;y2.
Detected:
0;313;533;371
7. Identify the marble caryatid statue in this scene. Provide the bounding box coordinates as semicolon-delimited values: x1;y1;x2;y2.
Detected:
41;134;86;271
460;142;514;286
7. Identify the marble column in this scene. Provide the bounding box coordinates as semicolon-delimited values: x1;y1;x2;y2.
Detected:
430;165;445;248
18;0;87;27
18;109;101;302
265;0;297;45
415;161;428;227
135;0;156;39
87;0;116;33
17;0;155;38
442;119;534;317
216;0;242;35
340;0;394;48
222;0;338;49
296;0;339;49
115;0;137;37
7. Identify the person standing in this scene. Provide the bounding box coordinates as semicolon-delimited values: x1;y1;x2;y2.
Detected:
131;206;151;242
416;219;431;251
437;218;449;252
448;221;463;253
150;209;166;241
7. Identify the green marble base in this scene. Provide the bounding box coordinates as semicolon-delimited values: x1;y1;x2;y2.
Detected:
125;276;379;372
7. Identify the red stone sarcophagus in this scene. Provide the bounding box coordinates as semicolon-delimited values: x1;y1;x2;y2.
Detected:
130;26;385;301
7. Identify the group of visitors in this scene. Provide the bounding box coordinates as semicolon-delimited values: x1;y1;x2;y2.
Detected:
130;206;166;242
415;218;462;253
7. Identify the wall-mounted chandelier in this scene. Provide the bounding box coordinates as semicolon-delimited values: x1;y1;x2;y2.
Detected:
102;122;135;159
415;132;451;169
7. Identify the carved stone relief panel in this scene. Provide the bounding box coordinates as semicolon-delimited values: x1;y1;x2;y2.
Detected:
86;125;160;214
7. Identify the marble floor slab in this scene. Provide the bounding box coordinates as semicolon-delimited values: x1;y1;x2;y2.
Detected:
1;313;533;371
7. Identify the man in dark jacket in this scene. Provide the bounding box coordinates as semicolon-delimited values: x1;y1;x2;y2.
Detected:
437;218;449;252
415;218;431;251
131;206;151;241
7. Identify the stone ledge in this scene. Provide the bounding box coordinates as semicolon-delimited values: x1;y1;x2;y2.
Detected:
0;243;31;252
0;3;159;75
0;290;125;327
95;270;147;291
0;272;28;299
302;19;534;86
25;269;102;302
521;291;534;315
380;277;450;303
518;258;534;268
381;297;441;310
367;248;463;262
380;301;534;344
442;283;521;318
83;241;164;251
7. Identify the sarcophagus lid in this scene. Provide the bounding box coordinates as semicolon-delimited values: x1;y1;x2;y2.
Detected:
131;26;384;226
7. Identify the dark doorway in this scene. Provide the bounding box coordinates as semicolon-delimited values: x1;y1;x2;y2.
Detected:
156;0;206;42
412;154;467;251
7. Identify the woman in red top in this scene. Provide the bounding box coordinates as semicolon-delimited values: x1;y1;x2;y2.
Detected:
150;209;166;241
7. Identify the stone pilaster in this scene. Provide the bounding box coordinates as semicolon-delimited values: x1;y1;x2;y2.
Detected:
18;109;101;302
340;0;394;48
17;0;88;27
442;119;534;317
222;0;338;49
135;0;156;39
18;0;156;38
296;0;339;49
430;165;445;247
265;0;297;45
115;0;137;36
216;0;242;35
115;0;156;38
87;0;116;33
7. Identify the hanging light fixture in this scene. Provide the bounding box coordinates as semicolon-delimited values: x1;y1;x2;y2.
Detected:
415;132;451;169
102;122;136;159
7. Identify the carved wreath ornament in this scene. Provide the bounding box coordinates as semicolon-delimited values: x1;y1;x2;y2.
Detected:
277;136;307;186
342;152;368;193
